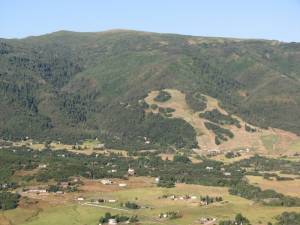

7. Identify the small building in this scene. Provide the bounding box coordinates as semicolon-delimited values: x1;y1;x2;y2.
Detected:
128;168;135;176
27;189;47;193
206;166;214;171
224;172;231;176
77;197;84;201
108;199;117;203
155;177;160;183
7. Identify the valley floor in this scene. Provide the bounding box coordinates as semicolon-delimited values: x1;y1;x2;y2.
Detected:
1;177;300;225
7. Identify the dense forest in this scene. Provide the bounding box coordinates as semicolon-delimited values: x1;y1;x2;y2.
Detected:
1;30;300;149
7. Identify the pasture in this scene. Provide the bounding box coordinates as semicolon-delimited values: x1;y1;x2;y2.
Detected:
247;175;300;198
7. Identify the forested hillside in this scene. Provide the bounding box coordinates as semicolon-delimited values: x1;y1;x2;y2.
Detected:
0;30;300;149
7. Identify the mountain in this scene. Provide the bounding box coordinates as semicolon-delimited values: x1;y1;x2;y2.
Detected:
0;30;300;150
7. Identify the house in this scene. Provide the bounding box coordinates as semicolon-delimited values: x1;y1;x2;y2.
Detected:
100;179;112;185
73;178;80;183
118;183;127;187
77;197;84;201
128;168;135;176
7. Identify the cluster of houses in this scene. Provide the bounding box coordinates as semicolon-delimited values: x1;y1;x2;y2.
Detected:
158;211;182;220
159;194;223;206
24;177;81;195
206;149;221;157
159;194;198;202
79;197;118;204
205;166;232;176
101;165;136;176
99;168;135;187
100;179;128;188
24;187;48;194
204;147;251;158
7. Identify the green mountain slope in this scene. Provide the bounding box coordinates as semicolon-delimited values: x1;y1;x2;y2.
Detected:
0;30;300;149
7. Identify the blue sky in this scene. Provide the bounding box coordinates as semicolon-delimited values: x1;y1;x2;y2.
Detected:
1;0;300;42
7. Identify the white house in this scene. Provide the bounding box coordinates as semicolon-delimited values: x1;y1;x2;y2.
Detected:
118;183;127;187
155;177;160;183
27;189;47;193
128;168;135;176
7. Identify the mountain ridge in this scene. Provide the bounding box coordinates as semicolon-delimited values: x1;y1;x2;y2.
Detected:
1;30;300;150
1;29;295;43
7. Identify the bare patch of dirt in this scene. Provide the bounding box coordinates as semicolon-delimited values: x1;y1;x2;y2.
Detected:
144;89;300;156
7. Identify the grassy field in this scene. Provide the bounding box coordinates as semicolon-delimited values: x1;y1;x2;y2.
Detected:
288;139;300;152
261;134;278;151
2;177;300;225
247;175;300;198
